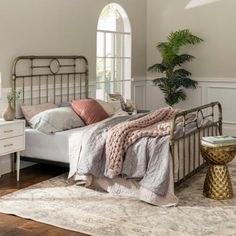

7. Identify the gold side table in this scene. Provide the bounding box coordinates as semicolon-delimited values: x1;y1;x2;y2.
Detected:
200;142;236;200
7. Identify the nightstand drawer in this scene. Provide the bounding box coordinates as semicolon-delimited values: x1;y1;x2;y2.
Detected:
0;136;25;155
0;122;24;140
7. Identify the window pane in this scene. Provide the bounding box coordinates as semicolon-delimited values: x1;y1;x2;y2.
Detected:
104;81;113;99
116;15;124;32
124;59;131;80
97;32;104;57
124;34;131;57
115;58;123;81
96;58;105;82
97;3;131;32
113;81;123;95
97;5;118;31
96;84;105;101
115;33;123;57
105;58;114;82
105;33;115;57
123;80;131;99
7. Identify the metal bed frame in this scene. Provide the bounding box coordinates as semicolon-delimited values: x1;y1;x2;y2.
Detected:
12;56;222;185
170;102;222;185
13;55;89;111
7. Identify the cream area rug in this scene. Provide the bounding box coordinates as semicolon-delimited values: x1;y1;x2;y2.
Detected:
0;161;236;236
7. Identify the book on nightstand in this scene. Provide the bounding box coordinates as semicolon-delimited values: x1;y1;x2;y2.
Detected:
202;136;236;147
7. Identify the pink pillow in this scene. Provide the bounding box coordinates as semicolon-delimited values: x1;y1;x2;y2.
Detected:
71;99;109;125
21;102;58;124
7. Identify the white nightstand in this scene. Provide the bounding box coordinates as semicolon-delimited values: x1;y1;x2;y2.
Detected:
0;119;25;181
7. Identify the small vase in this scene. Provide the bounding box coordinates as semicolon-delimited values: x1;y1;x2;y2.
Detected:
2;102;15;121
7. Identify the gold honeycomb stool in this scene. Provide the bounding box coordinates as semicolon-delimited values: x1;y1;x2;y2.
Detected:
200;142;236;200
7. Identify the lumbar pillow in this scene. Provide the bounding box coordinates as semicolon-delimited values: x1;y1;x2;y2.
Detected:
71;99;109;125
107;100;126;115
30;107;85;134
21;102;58;124
108;93;129;111
96;99;115;116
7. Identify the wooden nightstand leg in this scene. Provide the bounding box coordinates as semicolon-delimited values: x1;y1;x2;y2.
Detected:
16;152;20;182
12;153;16;173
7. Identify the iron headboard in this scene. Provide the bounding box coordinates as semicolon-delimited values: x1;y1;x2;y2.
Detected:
12;55;89;116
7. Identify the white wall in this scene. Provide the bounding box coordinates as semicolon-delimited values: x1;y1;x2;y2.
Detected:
0;0;147;115
0;0;147;175
0;0;146;89
147;0;236;79
144;0;236;135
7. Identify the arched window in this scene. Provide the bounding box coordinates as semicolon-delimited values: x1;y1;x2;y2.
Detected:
96;3;132;101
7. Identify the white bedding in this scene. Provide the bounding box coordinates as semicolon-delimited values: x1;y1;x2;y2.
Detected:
22;116;207;184
22;127;85;164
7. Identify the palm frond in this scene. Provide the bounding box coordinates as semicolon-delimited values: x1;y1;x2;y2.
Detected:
174;54;195;66
157;42;169;53
157;42;174;64
153;77;167;86
165;89;186;106
157;30;203;65
167;29;203;54
173;69;192;77
172;76;198;89
148;63;168;73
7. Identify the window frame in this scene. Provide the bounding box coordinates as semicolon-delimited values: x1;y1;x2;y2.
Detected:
96;4;132;101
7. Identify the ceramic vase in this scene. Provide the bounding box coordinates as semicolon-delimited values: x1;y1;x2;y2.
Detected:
2;102;15;121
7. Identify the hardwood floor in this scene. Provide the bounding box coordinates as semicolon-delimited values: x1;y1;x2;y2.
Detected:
0;164;87;236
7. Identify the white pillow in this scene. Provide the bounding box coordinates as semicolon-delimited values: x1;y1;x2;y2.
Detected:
30;107;85;134
96;99;114;116
109;101;128;115
96;99;128;116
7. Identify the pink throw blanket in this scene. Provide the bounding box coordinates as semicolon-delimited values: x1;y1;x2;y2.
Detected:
105;107;178;178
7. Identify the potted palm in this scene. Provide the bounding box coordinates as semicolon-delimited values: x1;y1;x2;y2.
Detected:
148;29;203;106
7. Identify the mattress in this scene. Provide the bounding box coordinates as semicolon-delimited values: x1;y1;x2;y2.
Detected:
21;127;84;163
22;123;208;182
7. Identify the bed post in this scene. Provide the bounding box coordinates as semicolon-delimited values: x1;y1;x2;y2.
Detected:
12;57;20;113
170;101;223;185
217;102;223;135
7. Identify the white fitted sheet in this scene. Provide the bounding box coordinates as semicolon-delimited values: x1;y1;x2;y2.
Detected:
21;127;84;163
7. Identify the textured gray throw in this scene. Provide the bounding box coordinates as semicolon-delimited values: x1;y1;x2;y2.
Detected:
74;114;171;196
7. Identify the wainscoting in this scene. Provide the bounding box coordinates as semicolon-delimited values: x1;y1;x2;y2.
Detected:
132;79;146;110
132;78;236;135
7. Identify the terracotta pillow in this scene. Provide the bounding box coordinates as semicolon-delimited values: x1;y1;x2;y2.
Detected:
71;99;109;125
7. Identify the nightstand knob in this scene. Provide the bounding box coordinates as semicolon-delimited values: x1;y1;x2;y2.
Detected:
4;130;14;133
4;144;13;148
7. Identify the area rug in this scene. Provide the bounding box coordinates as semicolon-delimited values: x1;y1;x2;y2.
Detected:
0;161;236;236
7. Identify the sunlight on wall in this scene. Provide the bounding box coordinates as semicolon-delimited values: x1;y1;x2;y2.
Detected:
185;0;221;9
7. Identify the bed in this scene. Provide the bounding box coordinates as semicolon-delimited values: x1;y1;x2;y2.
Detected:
13;55;222;206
